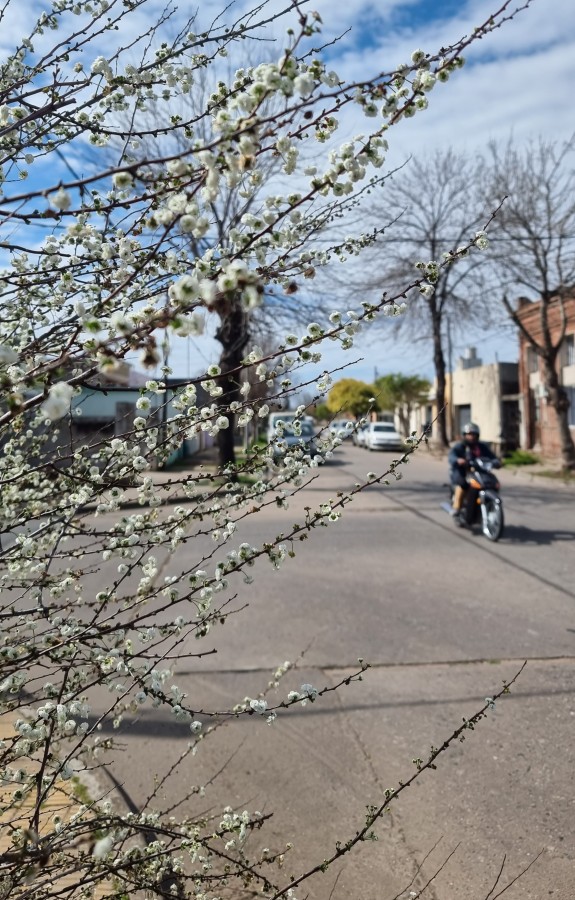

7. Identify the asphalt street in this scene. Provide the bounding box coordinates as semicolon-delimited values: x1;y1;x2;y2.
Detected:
89;443;575;900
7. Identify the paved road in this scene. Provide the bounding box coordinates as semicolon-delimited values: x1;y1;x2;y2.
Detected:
91;444;575;900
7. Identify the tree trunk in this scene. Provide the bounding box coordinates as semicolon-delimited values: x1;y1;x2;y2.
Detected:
399;406;409;437
215;298;250;472
431;311;449;448
542;358;575;470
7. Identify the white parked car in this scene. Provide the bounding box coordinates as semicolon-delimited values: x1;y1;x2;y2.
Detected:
365;422;404;451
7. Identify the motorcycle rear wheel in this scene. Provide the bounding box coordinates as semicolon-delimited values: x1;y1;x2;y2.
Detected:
482;498;504;542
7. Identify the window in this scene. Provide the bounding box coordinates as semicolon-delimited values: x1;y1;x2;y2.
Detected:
567;386;575;428
456;405;471;435
563;335;575;367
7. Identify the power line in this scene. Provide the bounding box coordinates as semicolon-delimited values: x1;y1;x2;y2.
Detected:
307;233;575;243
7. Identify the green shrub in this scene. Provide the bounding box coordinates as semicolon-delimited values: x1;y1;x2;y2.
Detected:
503;449;540;466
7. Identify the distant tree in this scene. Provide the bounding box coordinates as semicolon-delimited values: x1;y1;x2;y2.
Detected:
358;150;487;447
114;71;290;471
375;373;431;435
312;401;332;421
484;136;575;470
120;64;389;470
327;379;377;418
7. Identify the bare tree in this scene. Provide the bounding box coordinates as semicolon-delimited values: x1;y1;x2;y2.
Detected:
113;57;390;469
484;137;575;470
351;150;488;447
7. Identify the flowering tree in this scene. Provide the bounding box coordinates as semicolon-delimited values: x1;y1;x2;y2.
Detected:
0;1;528;897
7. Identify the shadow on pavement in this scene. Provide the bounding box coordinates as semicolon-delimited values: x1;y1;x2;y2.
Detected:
91;681;575;739
374;482;447;495
499;525;575;546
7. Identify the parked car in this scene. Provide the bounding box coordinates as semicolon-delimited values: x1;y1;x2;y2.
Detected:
266;412;314;443
365;422;404;451
327;419;353;439
353;423;369;447
271;422;319;461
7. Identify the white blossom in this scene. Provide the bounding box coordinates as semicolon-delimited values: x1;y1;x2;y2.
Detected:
293;73;315;97
93;834;114;859
112;171;134;190
41;382;75;420
91;56;113;79
50;188;72;211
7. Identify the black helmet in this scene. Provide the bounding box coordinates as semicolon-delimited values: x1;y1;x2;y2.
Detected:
463;422;480;437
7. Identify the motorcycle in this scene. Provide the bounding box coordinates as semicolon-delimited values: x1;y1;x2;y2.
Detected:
442;456;504;542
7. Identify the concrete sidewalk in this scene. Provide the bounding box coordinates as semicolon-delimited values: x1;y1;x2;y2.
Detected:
79;439;573;514
395;442;575;489
0;713;112;898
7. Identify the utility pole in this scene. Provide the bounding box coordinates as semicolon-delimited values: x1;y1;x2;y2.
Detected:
446;316;453;441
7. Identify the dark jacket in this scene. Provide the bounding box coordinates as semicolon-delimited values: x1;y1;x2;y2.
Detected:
448;439;497;472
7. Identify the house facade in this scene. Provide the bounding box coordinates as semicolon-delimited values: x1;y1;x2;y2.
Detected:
71;375;213;466
450;348;520;453
406;349;519;452
516;295;575;458
405;382;451;443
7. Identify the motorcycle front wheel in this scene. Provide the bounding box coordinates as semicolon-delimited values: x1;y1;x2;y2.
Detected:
482;496;504;542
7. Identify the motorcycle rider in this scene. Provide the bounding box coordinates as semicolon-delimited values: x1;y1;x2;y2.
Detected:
448;422;498;525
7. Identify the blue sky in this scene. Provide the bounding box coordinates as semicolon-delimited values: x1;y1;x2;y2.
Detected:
2;0;574;387
327;0;474;54
146;0;575;383
266;0;575;386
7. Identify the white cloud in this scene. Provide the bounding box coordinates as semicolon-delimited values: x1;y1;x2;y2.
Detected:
326;0;574;152
4;0;572;384
148;0;575;381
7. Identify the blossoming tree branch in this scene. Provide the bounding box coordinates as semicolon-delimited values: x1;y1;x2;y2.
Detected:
0;0;530;897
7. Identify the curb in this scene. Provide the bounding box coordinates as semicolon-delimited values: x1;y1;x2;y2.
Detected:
501;464;575;486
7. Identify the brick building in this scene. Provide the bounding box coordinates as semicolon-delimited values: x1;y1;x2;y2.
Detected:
516;294;575;459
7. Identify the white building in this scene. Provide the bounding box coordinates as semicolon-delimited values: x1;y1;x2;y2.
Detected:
406;348;520;452
450;348;519;452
